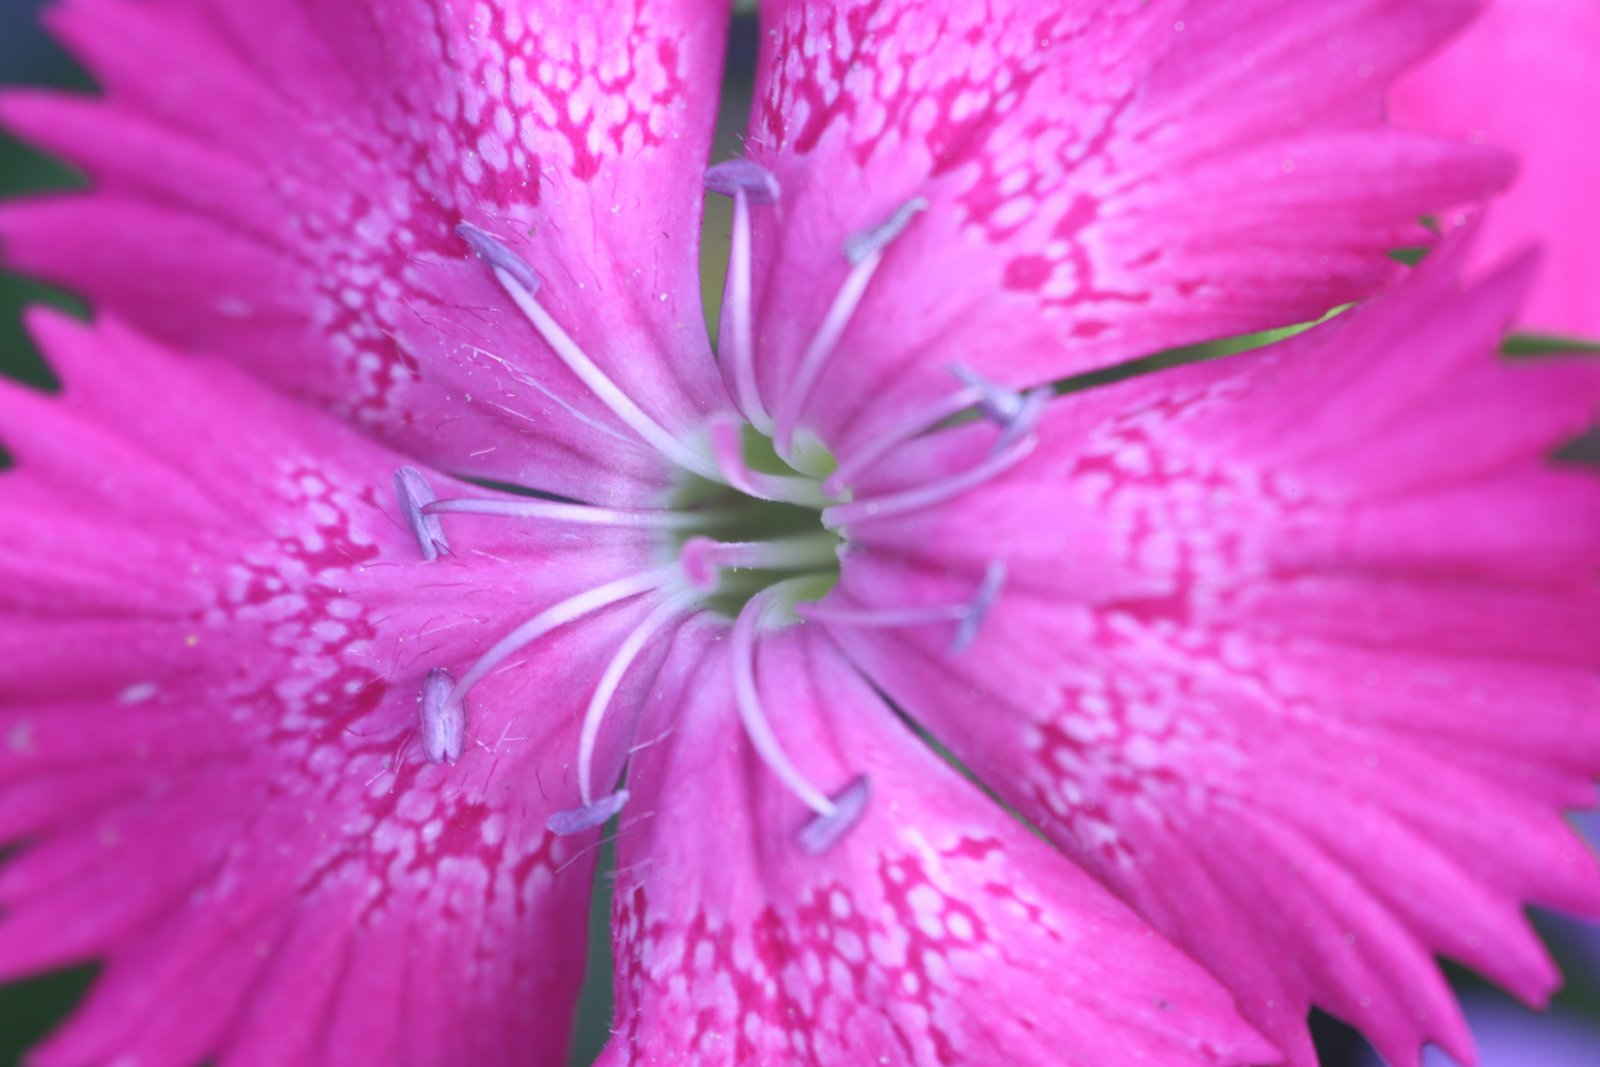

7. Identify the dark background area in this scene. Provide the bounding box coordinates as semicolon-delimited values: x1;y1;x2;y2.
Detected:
1;2;1598;1065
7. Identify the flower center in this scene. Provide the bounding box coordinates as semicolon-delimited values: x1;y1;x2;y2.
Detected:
393;179;1044;854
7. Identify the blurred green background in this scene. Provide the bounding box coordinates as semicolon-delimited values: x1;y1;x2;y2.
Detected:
2;3;1600;1066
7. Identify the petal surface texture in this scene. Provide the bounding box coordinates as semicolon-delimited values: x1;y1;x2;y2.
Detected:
0;314;668;1066
742;0;1513;453
0;0;733;504
1391;0;1600;340
598;622;1276;1067
820;236;1600;1067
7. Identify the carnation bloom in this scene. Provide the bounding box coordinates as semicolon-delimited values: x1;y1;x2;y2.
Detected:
1;2;1597;1066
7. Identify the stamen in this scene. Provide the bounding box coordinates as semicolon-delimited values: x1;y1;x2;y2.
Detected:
772;198;929;459
824;367;1054;496
447;564;682;707
822;434;1039;531
456;224;723;482
548;790;631;836
393;467;450;561
425;496;725;530
708;415;834;507
705;161;780;432
574;590;704;806
797;560;1006;655
731;587;861;834
952;560;1007;655
843;198;930;266
822;387;981;498
418;666;465;765
680;535;841;590
798;776;871;855
456;221;542;294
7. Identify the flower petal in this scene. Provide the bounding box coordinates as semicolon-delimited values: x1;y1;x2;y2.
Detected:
822;239;1600;1066
0;0;734;503
598;620;1275;1066
1391;0;1600;341
0;314;666;1066
742;0;1511;456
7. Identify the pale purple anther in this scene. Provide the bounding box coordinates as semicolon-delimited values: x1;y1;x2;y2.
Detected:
797;776;871;855
393;466;450;561
843;197;929;265
949;365;1055;451
455;222;542;295
703;159;781;204
547;789;631;835
995;387;1052;451
418;667;465;766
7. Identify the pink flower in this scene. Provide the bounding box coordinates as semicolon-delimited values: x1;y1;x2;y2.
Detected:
0;2;1594;1066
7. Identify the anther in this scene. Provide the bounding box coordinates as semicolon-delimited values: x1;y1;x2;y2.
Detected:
774;197;931;460
548;790;631;835
418;667;465;765
842;197;928;266
394;467;450;561
798;776;871;855
704;159;780;204
457;222;541;295
948;365;1053;451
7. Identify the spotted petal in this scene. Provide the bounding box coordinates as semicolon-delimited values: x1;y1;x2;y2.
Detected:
819;238;1600;1066
1391;0;1600;341
741;0;1512;456
0;0;733;504
0;314;667;1066
598;620;1276;1066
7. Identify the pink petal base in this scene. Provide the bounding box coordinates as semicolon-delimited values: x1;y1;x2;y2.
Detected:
597;620;1276;1066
